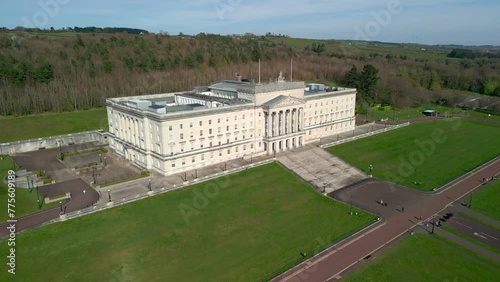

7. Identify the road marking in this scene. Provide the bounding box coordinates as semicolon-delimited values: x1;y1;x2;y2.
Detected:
454;220;472;229
474;232;488;240
481;232;498;240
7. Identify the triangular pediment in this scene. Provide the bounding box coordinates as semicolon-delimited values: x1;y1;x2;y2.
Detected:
262;95;305;109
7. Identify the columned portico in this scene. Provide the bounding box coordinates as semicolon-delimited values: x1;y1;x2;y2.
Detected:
263;95;306;155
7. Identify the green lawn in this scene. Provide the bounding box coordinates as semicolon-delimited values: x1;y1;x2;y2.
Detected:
343;234;500;282
467;180;500;221
0;156;59;222
366;103;500;123
0;163;375;282
367;104;464;121
328;119;500;190
0;108;108;143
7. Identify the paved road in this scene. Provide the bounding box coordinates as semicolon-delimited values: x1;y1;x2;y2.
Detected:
0;178;99;237
272;157;500;282
441;214;500;250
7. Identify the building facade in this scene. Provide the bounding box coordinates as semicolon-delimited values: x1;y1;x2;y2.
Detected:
106;74;356;176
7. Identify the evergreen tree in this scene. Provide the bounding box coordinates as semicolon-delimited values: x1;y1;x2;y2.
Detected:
343;65;359;88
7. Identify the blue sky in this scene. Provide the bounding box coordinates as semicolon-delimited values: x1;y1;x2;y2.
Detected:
1;0;499;45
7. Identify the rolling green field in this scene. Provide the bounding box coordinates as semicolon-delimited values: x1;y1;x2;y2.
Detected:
0;156;58;222
366;103;500;123
468;180;500;221
328;119;500;190
343;234;500;282
0;163;375;282
0;108;108;143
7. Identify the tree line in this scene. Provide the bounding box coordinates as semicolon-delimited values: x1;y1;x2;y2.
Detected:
0;30;499;116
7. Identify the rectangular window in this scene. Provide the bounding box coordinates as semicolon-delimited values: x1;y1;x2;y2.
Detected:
192;156;195;163
242;114;245;119
182;159;185;165
227;149;230;154
169;125;172;131
226;126;229;131
180;133;184;140
210;142;213;147
200;130;203;136
190;122;193;128
209;119;212;125
199;121;203;126
219;150;222;157
171;162;176;168
218;118;221;124
218;127;221;133
180;124;183;129
209;129;212;134
201;154;205;161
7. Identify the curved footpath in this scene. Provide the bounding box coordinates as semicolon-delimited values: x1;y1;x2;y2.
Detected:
0;178;99;237
272;157;500;282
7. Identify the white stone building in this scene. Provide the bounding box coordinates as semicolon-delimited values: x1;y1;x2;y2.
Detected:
106;74;356;176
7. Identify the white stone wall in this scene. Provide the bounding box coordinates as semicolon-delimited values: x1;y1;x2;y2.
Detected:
303;92;357;142
107;84;357;176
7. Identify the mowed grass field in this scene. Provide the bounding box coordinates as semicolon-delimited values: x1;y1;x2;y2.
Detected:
0;108;108;143
0;156;58;222
468;180;500;221
328;119;500;190
0;163;375;282
343;234;500;282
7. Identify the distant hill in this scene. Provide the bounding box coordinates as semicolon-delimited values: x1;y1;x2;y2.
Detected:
0;28;499;116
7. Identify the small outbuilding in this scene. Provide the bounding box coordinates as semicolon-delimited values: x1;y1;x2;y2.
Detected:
422;110;437;117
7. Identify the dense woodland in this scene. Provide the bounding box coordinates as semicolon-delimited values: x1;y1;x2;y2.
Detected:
0;28;499;116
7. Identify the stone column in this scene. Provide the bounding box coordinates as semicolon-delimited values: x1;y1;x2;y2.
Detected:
298;108;303;131
287;110;292;134
274;111;279;137
282;111;286;136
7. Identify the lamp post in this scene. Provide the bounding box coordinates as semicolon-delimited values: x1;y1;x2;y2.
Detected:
369;164;373;177
322;182;326;193
92;166;97;184
194;169;198;179
99;153;102;163
350;195;353;213
250;152;253;163
468;192;472;208
107;190;111;202
148;179;152;191
36;187;41;208
58;140;64;160
59;201;63;213
104;156;107;166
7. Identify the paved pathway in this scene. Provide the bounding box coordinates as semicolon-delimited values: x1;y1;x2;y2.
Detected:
272;157;500;282
0;178;98;237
